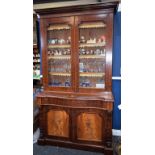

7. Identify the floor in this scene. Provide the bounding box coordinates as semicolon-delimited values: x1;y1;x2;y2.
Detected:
33;143;103;155
33;129;121;155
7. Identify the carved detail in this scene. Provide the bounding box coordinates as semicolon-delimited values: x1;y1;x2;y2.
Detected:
106;141;112;148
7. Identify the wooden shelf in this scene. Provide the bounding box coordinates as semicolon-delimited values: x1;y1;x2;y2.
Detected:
80;73;105;77
47;24;70;30
49;72;71;76
79;55;105;59
79;22;106;29
48;55;71;59
79;42;106;48
48;44;71;49
79;87;105;89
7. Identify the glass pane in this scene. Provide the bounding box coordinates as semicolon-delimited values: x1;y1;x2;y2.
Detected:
47;24;71;87
79;22;106;88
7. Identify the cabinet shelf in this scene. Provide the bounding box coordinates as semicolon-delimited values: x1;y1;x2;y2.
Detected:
47;24;70;30
49;72;71;76
79;55;105;59
48;55;71;59
79;43;106;48
79;22;106;29
80;73;105;77
48;44;71;49
79;87;104;89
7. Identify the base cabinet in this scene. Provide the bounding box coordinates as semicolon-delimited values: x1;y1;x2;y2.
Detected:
37;93;113;155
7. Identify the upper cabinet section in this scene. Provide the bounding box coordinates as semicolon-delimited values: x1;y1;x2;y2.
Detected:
47;23;72;87
38;6;115;92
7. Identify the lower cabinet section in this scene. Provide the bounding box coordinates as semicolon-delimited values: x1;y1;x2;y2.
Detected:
37;96;113;155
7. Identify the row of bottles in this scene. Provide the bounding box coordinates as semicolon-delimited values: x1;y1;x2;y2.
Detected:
79;35;106;44
48;35;106;45
48;76;105;88
48;49;71;56
33;53;40;57
48;59;71;73
79;59;105;73
80;77;105;88
48;36;71;45
79;48;105;55
49;76;71;87
33;59;40;63
48;48;105;56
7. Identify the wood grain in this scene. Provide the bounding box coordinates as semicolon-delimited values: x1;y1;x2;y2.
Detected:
47;110;69;137
77;113;102;142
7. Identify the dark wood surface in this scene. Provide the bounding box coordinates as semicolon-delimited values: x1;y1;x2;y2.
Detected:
36;2;118;155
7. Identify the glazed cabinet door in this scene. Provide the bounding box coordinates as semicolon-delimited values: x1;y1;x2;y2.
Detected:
40;16;75;91
74;13;113;92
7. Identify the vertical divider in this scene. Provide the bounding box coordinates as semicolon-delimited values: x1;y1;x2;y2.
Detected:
70;16;76;92
40;18;48;90
74;16;80;92
105;13;114;91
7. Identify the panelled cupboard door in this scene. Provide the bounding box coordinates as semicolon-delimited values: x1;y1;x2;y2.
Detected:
74;14;113;92
40;16;75;91
47;110;69;138
77;113;102;142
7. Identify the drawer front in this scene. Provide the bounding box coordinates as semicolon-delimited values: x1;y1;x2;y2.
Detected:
42;97;111;109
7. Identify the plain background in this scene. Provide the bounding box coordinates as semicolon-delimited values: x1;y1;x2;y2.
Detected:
0;0;155;155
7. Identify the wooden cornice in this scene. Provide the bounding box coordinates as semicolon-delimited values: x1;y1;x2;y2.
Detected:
34;0;120;15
